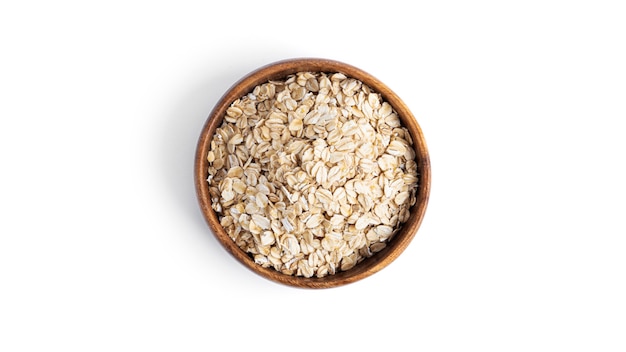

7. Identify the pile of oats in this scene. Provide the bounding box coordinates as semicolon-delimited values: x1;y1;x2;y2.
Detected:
206;72;419;278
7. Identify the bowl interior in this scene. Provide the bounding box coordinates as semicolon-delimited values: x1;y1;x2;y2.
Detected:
195;58;430;288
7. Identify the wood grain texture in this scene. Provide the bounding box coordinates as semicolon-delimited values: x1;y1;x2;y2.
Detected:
194;58;431;289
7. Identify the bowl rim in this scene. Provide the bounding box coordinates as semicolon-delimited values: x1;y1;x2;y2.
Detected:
194;57;431;289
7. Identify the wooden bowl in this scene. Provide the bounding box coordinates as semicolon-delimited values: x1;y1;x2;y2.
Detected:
195;58;430;288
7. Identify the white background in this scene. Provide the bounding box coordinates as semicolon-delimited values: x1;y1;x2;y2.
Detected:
1;0;625;351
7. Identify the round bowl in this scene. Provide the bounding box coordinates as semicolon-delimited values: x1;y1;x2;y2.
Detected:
195;58;430;288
